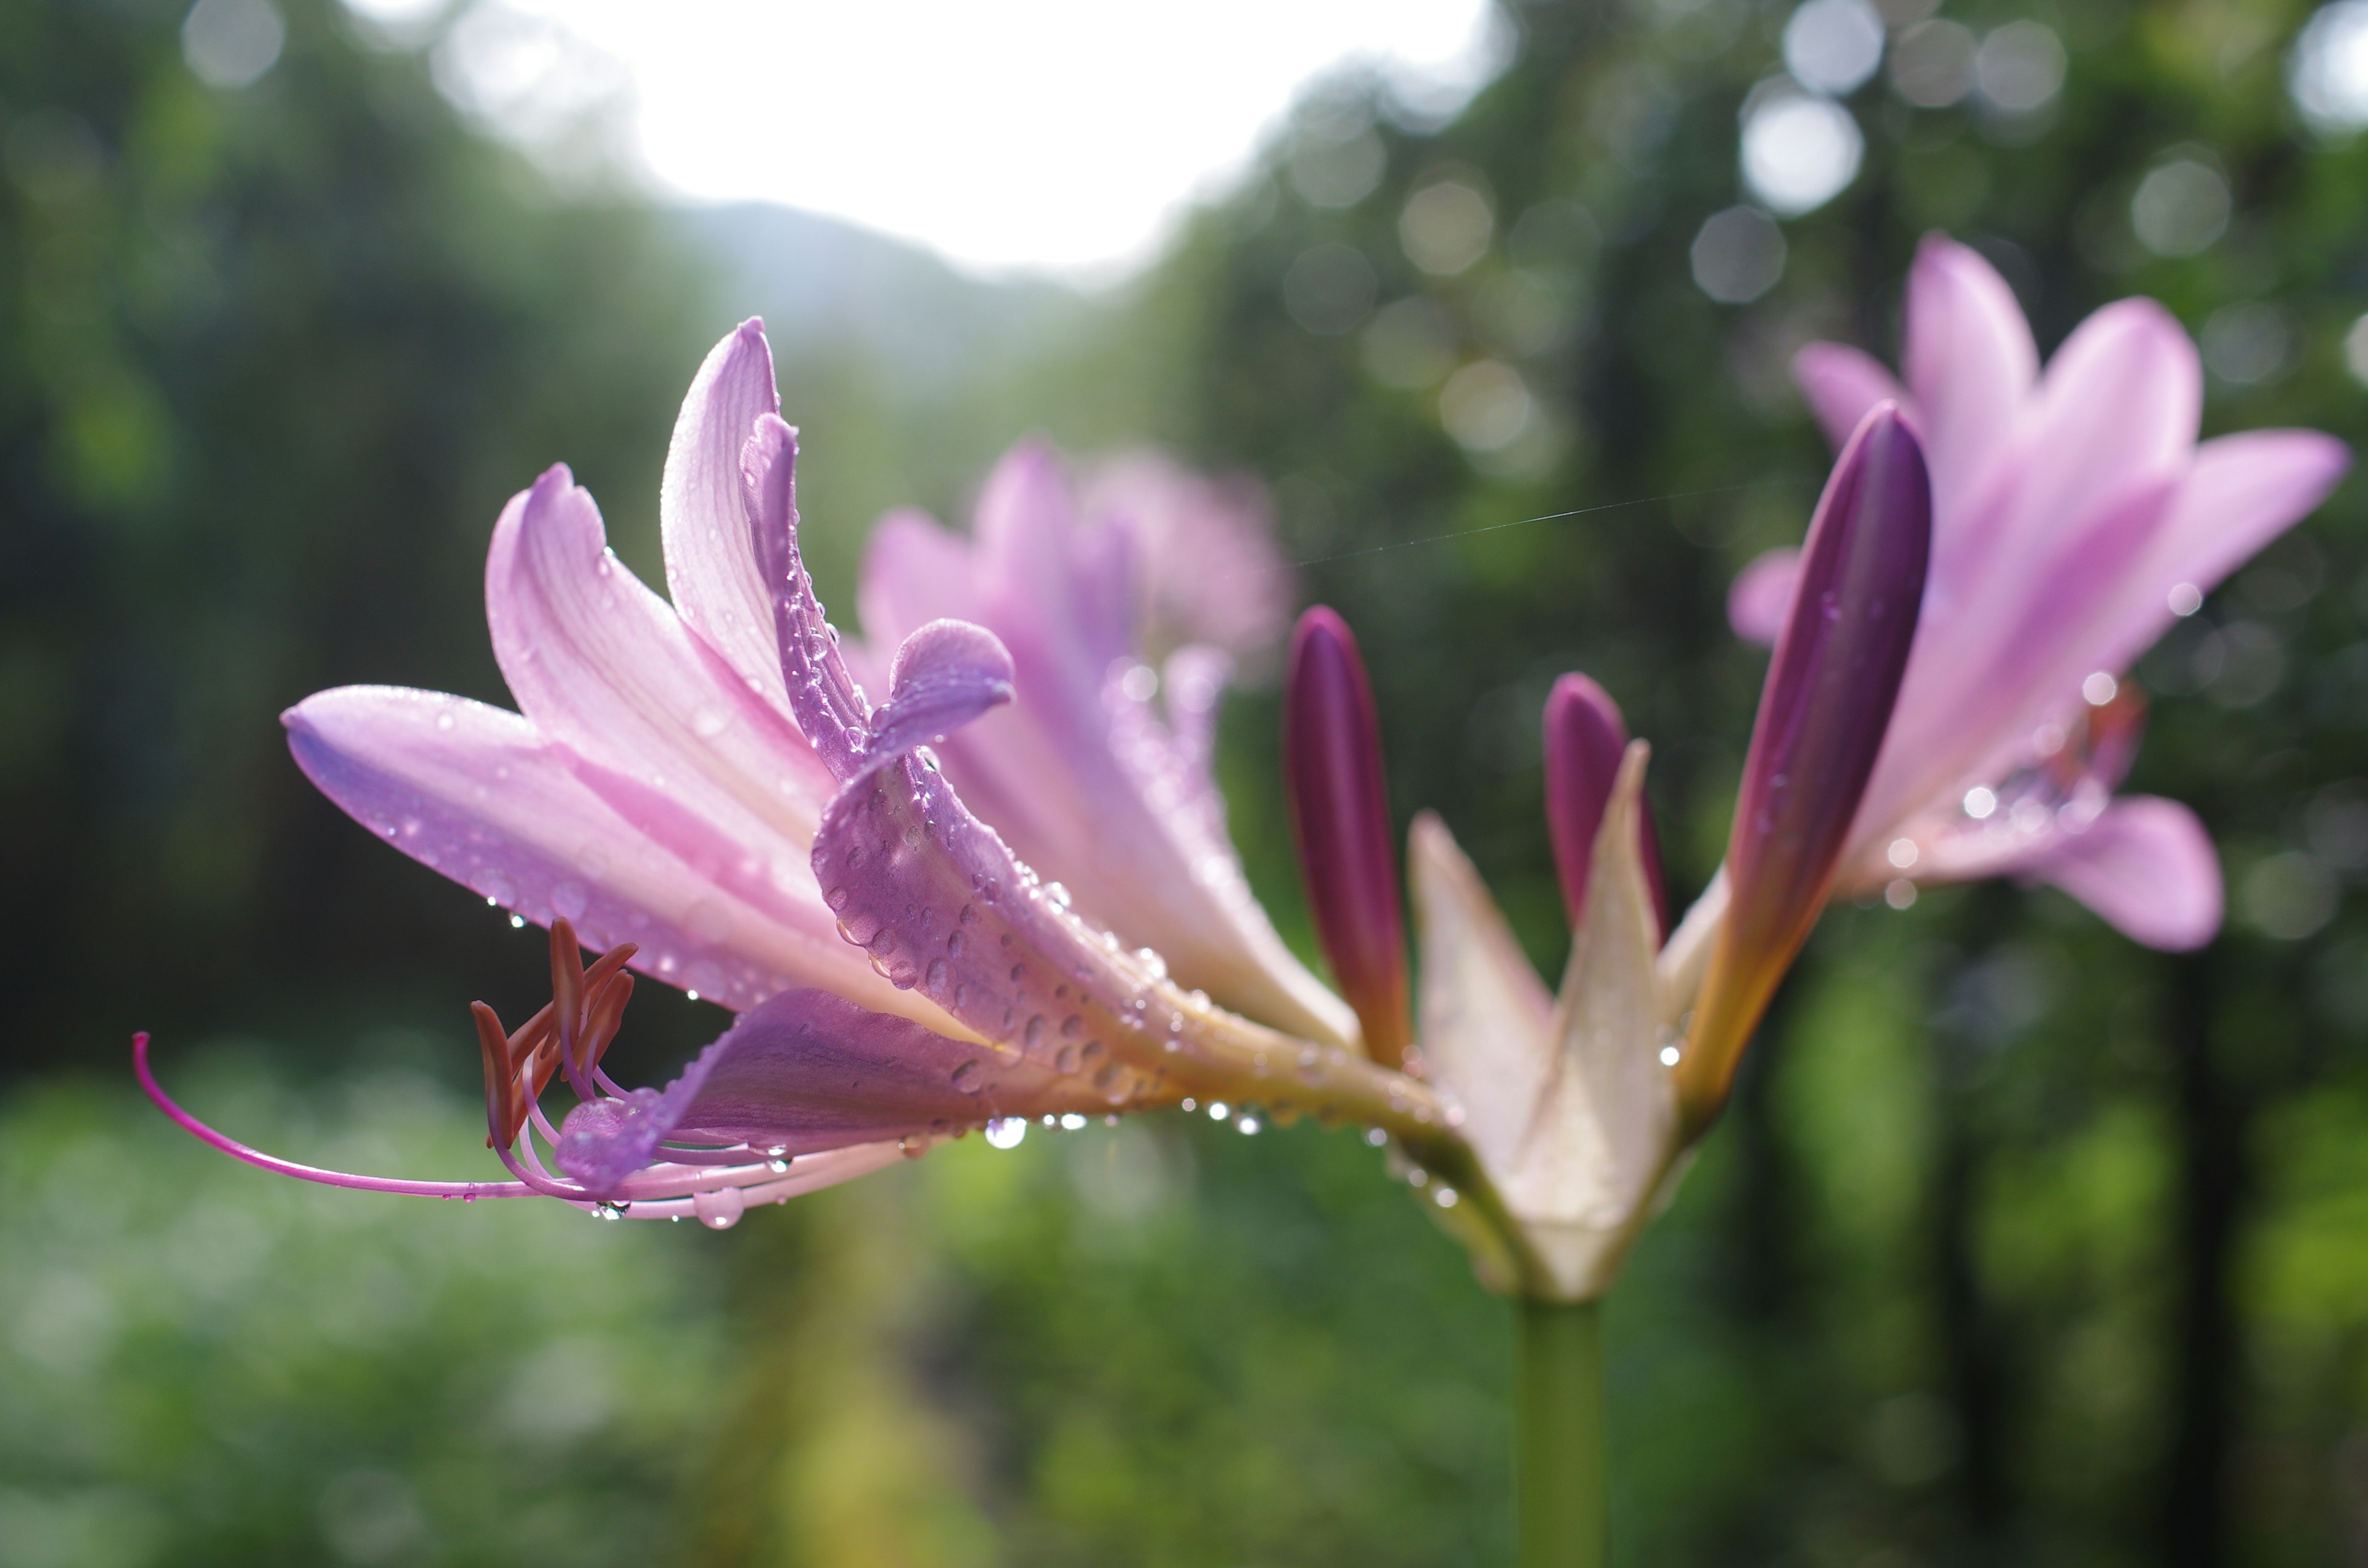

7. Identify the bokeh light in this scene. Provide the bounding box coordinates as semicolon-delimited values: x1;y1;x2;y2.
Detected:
2290;0;2368;133
1741;88;1865;215
1690;204;1787;301
1782;0;1886;95
1975;21;2067;113
2130;155;2232;256
1890;19;1978;107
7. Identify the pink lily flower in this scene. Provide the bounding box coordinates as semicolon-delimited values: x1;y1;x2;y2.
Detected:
855;445;1357;1052
150;321;1445;1224
1287;408;1931;1298
1729;235;2350;950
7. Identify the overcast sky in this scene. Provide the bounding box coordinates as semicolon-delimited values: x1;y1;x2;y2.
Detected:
348;0;1502;279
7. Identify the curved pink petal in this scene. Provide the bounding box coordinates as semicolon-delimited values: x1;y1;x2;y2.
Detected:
488;464;837;838
1901;236;2037;505
864;618;1016;776
860;446;1360;1053
1793;343;1903;450
2082;430;2352;681
2028;796;2222;951
857;509;988;649
1727;548;1801;647
660;321;791;705
1856;475;2179;844
283;687;906;1016
1080;451;1294;659
2002;297;2199;566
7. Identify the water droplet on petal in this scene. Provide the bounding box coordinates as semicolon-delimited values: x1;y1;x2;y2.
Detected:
952;1059;983;1093
1044;881;1071;909
984;1117;1027;1149
693;1187;746;1229
925;959;948;994
594;1201;631;1220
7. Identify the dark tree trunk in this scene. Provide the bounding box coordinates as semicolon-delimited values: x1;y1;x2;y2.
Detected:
2163;947;2242;1568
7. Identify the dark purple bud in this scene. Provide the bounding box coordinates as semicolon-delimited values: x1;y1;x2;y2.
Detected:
1679;404;1931;1133
1284;607;1413;1067
1544;674;1669;942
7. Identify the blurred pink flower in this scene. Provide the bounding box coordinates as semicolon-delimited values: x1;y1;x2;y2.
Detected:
1732;235;2350;950
857;443;1354;1053
152;322;1441;1223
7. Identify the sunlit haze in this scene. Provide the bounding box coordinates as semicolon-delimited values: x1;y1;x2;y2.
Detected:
347;0;1503;279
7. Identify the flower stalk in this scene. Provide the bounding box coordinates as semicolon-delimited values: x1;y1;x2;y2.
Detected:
1516;1297;1608;1568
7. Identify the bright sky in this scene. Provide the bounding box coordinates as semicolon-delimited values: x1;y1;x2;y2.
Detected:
351;0;1502;279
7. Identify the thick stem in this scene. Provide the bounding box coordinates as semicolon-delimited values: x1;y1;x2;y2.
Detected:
1515;1298;1607;1568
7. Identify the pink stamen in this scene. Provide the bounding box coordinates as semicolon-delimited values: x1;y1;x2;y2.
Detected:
136;1030;821;1219
136;1032;538;1202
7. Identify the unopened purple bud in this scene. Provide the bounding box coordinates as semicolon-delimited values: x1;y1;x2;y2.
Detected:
1285;608;1412;1067
1544;674;1669;941
1679;404;1931;1133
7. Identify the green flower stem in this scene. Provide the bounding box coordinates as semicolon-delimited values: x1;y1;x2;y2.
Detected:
1515;1297;1607;1568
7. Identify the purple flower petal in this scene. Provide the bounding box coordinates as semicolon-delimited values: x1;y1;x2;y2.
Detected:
1901;234;2037;506
2029;796;2222;951
2080;430;2352;682
1793;342;1903;450
553;986;1135;1194
487;462;839;852
1543;674;1667;939
863;618;1016;778
1079;451;1295;659
284;688;903;1014
1857;474;2180;842
1680;405;1931;1128
744;413;873;777
660;321;793;707
1285;608;1411;1065
855;444;1360;1053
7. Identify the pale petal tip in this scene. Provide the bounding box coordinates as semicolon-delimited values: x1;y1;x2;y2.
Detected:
1726;547;1802;647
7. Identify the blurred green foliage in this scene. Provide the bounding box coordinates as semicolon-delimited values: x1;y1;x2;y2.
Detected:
0;1048;720;1567
12;0;2368;1562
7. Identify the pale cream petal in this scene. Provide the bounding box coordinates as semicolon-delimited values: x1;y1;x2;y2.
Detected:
1503;743;1680;1298
1408;810;1552;1181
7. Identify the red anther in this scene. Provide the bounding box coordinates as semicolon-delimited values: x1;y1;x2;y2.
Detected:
580;972;635;1073
550;918;587;1063
472;1002;517;1150
471;935;642;1147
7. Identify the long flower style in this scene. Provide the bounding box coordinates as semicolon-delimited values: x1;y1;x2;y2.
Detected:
149;321;1451;1225
1285;407;1933;1299
1727;235;2350;950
